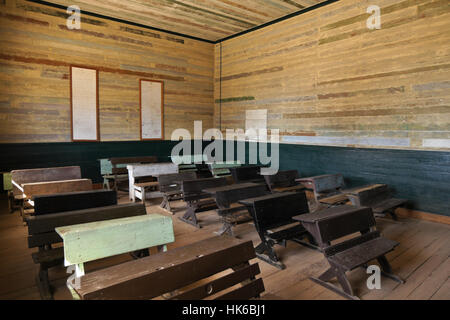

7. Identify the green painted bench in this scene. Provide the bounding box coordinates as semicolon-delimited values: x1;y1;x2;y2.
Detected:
208;161;242;178
56;213;175;299
2;172;18;213
26;203;147;300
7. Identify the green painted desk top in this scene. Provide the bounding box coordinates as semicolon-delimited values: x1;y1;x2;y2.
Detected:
56;214;174;277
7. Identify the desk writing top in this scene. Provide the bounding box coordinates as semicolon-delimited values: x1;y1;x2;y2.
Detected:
202;182;264;195
293;205;368;224
238;191;298;206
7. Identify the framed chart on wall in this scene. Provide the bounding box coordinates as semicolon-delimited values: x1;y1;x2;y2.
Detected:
140;79;164;140
70;66;99;141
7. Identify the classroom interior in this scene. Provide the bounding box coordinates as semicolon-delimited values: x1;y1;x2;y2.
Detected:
0;0;449;301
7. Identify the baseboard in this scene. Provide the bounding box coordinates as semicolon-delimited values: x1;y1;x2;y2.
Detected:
396;208;450;225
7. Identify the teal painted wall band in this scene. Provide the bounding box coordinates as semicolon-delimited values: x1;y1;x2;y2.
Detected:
1;140;448;216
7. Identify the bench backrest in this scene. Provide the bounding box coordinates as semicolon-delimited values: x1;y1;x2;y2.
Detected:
158;172;197;193
127;163;178;179
313;174;344;193
348;184;390;207
56;214;174;270
208;161;241;177
229;166;263;183
264;170;299;191
33;190;117;215
11;166;82;194
182;177;228;200
26;203;147;249
11;166;82;186
246;191;310;231
170;155;205;173
72;237;264;300
110;156;158;165
214;184;269;208
3;172;12;191
195;163;213;178
23;179;92;199
170;154;206;164
110;156;158;175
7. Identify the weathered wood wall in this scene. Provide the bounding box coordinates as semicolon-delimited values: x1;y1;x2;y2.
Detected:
0;0;214;143
47;0;327;42
214;0;450;150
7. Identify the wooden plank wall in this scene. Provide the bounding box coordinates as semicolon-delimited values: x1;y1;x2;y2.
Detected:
0;0;214;143
214;0;450;151
47;0;326;42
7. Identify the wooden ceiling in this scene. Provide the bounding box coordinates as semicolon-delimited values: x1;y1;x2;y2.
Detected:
47;0;328;42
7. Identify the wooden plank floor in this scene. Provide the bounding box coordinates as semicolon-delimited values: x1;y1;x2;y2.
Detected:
0;192;448;300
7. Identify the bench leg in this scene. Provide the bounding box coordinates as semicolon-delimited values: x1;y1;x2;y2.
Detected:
214;220;234;237
8;191;14;213
36;265;53;300
160;195;173;214
157;245;167;253
130;248;150;259
113;176;119;192
335;269;354;297
310;261;360;300
377;255;404;283
178;205;201;228
309;275;359;300
254;236;285;270
388;209;399;221
141;188;146;206
318;267;337;282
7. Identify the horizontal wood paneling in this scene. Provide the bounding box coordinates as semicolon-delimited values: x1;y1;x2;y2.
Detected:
46;0;327;41
0;0;214;143
215;0;450;151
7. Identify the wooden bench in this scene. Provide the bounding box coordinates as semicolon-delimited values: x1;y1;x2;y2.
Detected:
170;154;207;174
157;171;197;214
67;236;265;300
26;203;147;300
229;165;264;183
127;163;178;204
23;179;92;199
293;205;404;300
2;172;19;213
297;174;352;206
208;161;241;178
347;184;407;220
32;190;117;215
22;179;93;218
11;166;84;216
263;170;305;193
179;177;228;228
203;182;269;236
195;163;214;178
56;213;174;279
239;192;314;269
99;156;158;191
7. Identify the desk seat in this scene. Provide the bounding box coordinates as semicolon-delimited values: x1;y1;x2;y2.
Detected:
373;198;407;214
329;237;398;271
